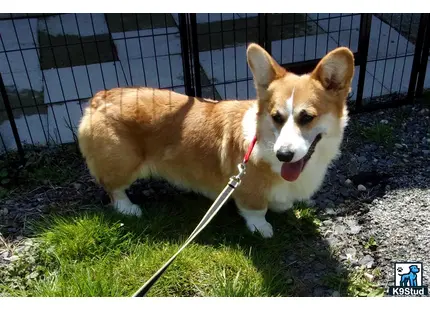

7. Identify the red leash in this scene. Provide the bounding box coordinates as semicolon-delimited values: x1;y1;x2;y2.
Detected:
243;135;257;164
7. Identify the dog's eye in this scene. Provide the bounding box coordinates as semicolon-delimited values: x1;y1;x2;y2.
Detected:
272;111;285;125
298;111;315;126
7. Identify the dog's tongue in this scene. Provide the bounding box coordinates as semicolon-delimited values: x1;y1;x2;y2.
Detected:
281;159;304;182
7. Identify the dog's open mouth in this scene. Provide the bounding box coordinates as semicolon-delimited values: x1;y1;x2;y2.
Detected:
280;133;322;182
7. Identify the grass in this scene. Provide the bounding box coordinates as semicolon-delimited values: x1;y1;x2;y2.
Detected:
359;123;394;147
323;267;385;297
1;199;384;297
1;200;321;297
0;143;82;198
0;146;384;297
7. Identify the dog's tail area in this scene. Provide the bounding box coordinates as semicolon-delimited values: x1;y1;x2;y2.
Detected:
77;91;108;160
89;90;108;110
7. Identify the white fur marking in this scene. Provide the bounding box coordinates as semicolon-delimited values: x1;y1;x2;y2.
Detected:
238;207;273;238
242;104;257;141
286;88;294;115
274;88;323;162
274;114;310;163
269;200;294;213
112;190;142;217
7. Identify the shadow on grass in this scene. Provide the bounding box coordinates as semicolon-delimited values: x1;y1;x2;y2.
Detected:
21;184;352;297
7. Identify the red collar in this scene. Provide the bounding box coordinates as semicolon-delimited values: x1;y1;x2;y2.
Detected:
243;135;257;164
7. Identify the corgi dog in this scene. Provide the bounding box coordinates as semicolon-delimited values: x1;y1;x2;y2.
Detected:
77;43;354;238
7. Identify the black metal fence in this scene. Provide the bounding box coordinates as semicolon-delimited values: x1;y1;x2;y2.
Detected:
1;13;429;159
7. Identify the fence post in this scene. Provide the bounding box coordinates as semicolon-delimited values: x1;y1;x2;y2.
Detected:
258;14;271;55
416;13;430;97
189;14;202;98
407;13;428;101
178;14;194;96
355;13;372;111
0;72;25;160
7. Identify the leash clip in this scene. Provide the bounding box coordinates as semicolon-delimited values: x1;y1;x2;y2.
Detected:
229;163;246;188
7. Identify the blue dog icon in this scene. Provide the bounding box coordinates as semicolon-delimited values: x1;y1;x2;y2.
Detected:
399;265;420;286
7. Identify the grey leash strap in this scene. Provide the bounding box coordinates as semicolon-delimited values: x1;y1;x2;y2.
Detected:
132;163;246;297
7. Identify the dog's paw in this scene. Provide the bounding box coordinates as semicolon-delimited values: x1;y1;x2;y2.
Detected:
247;221;274;238
125;204;143;217
114;200;142;217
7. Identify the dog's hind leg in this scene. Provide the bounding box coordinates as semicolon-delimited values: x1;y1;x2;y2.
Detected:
111;188;142;217
80;131;146;217
102;163;149;218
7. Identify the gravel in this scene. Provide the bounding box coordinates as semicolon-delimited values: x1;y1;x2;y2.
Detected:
1;101;430;296
314;102;430;291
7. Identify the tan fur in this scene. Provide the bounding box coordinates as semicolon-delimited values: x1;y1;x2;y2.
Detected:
78;43;354;236
251;46;354;129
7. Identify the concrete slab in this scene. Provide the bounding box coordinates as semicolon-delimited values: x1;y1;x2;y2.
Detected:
0;70;44;121
199;45;250;85
1;69;43;97
199;43;387;101
366;56;414;95
118;55;184;88
271;33;339;64
350;66;389;100
0;18;38;52
1;13;428;153
0;16;45;151
38;13;109;37
198;34;339;99
43;61;129;104
111;30;181;59
307;13;360;33
0;49;41;74
46;100;85;144
171;13;255;26
0;113;48;149
38;14;117;70
308;14;415;61
111;29;183;88
106;13;177;33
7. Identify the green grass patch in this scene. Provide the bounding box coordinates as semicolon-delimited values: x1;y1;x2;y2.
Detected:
360;123;394;147
323;267;385;297
0;196;354;297
1;145;383;297
0;144;82;198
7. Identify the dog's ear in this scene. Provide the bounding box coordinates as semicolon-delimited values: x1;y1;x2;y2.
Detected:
311;47;355;92
247;43;286;89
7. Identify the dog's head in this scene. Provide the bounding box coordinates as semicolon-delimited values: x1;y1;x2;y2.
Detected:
409;265;420;274
246;43;354;182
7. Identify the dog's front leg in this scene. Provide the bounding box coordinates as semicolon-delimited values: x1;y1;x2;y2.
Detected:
234;193;273;238
238;207;273;238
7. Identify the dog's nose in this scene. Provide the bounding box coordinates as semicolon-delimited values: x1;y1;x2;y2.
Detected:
276;149;295;162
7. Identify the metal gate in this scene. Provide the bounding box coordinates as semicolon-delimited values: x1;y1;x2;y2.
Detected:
1;13;430;159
